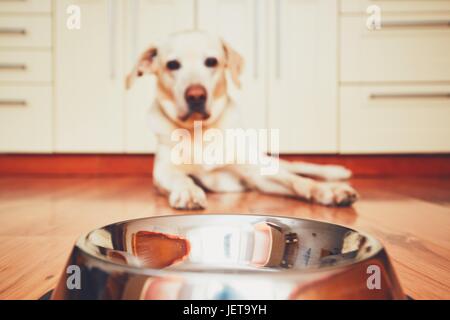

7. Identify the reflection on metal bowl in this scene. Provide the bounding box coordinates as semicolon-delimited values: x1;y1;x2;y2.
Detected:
52;214;405;300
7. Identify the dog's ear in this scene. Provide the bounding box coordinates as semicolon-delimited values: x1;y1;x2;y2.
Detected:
125;45;158;90
222;40;244;89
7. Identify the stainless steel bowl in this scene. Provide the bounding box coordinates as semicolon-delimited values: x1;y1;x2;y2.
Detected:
52;214;405;300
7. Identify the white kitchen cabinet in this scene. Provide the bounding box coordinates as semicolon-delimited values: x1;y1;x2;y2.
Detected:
340;4;450;154
53;0;339;155
55;0;126;152
0;15;52;48
0;51;52;83
0;0;53;153
0;86;53;152
340;85;450;153
2;0;446;155
197;0;267;131
341;13;450;83
124;0;195;153
267;0;338;153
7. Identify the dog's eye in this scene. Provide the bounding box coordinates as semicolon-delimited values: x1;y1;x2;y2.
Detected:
205;57;218;68
166;60;181;71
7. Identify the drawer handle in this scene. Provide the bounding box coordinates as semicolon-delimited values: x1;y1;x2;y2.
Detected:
0;28;27;36
381;20;450;29
0;100;27;107
370;93;450;100
0;64;27;71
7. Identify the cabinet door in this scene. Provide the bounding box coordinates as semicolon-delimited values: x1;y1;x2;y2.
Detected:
341;13;450;83
0;0;52;13
0;86;53;152
55;0;125;152
340;85;450;153
268;0;338;153
197;0;267;130
124;0;195;153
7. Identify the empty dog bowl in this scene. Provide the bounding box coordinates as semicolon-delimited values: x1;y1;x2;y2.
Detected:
52;214;405;300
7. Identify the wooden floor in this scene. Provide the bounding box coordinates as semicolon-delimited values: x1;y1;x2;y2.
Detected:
0;176;449;300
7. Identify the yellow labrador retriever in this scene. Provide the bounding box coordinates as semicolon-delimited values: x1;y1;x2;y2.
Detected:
126;31;358;210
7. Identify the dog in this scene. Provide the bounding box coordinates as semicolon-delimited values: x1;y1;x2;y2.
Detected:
126;30;358;210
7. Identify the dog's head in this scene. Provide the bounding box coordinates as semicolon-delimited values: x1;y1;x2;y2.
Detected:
126;31;244;126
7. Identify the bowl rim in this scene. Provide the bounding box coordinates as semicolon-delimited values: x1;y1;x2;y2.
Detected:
75;213;385;279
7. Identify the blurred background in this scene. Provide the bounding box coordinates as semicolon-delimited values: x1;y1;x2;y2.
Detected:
0;0;449;171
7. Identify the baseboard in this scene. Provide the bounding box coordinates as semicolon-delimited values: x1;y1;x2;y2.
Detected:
0;154;155;176
0;154;449;177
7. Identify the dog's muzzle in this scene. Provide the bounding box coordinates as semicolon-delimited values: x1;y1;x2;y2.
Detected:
183;85;210;120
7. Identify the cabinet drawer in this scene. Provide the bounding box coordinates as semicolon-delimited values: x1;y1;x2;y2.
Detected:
0;0;52;13
0;85;53;152
340;85;450;153
0;15;52;48
341;0;450;13
0;51;52;82
341;14;450;83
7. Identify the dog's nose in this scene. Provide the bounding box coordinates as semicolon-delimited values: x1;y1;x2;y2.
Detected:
185;85;207;110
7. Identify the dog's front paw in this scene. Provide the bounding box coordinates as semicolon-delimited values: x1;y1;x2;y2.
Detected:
320;165;352;181
169;185;207;210
311;183;359;207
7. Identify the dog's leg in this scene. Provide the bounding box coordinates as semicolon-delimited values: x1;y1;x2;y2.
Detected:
229;165;358;207
194;170;248;193
280;159;352;181
154;163;207;210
